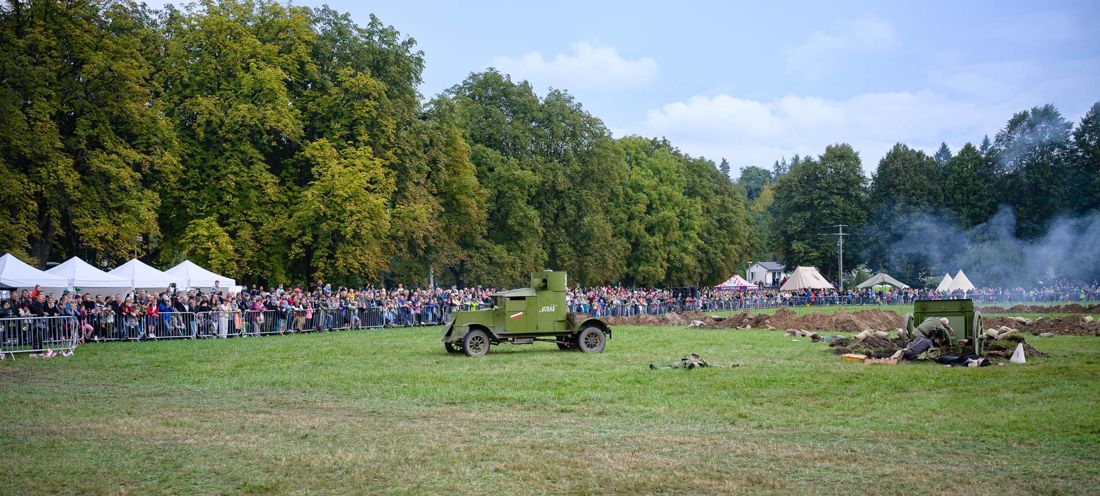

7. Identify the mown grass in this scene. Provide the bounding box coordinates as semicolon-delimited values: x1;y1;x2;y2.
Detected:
2;325;1098;495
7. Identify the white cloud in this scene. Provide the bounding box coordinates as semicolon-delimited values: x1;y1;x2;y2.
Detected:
787;14;899;79
626;91;1003;172
623;49;1100;175
492;42;658;91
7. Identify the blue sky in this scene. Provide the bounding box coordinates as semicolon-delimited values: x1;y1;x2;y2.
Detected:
160;0;1100;174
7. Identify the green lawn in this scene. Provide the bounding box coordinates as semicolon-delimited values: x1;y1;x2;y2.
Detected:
2;326;1098;495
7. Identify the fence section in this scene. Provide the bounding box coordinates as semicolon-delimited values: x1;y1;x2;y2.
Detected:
0;316;81;355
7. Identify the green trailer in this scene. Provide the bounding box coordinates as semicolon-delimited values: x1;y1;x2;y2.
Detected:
442;271;611;357
904;299;986;356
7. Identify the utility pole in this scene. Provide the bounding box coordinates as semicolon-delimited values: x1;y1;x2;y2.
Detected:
828;225;848;290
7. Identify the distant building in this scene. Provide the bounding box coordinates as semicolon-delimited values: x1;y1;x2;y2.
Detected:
746;261;786;287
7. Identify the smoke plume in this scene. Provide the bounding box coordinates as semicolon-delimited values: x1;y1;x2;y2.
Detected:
885;206;1100;288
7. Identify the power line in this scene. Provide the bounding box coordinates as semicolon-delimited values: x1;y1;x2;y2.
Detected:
826;225;848;290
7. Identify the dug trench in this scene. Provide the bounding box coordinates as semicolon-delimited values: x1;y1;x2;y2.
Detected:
604;308;1100;360
604;308;1100;337
826;334;1044;360
979;303;1100;314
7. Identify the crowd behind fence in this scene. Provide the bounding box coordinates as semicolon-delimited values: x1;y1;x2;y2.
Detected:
566;285;1100;318
2;281;1098;356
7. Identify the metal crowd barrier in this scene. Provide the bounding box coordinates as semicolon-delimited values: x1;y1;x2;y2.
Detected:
0;316;81;355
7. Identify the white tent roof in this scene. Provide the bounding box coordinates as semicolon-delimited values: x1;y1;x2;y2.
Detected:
780;266;834;291
165;260;236;289
46;257;130;288
856;272;910;289
0;253;69;289
935;273;954;292
950;270;976;291
108;259;186;289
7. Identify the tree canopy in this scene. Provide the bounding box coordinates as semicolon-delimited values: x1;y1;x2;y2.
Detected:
0;0;1097;289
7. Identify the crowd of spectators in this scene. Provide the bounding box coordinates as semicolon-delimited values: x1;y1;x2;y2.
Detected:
2;278;1098;345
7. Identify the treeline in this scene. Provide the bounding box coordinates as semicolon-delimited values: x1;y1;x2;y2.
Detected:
0;0;751;288
738;102;1100;286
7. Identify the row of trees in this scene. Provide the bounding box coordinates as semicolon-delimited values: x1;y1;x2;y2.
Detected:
2;1;1095;289
0;0;751;288
738;102;1100;286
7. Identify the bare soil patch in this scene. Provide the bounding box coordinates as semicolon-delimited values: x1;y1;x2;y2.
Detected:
979;304;1100;314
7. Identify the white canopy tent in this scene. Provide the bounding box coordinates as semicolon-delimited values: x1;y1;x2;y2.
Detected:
108;259;186;290
949;270;976;292
856;272;910;289
935;273;954;292
779;266;834;291
45;257;131;296
715;274;757;290
0;253;69;290
165;260;236;291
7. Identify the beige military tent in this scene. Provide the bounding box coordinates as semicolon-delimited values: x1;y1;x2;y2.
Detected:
779;266;834;291
856;272;910;289
934;273;954;292
949;270;976;291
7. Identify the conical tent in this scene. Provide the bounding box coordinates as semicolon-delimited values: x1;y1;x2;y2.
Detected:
715;274;757;290
46;257;130;294
950;270;975;291
935;273;954;292
165;260;236;290
108;259;186;289
779;266;834;291
0;253;69;289
856;272;910;289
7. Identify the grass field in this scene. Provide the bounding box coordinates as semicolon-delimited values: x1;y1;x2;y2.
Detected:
2;325;1099;495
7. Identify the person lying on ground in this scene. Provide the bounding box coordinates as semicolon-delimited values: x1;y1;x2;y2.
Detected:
891;317;954;360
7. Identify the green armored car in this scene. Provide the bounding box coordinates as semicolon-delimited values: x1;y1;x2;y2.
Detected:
442;271;612;357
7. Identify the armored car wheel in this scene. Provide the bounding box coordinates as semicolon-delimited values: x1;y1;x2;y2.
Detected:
577;326;606;353
463;329;491;357
444;342;462;354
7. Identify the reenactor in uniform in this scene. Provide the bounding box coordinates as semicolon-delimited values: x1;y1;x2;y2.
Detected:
891;317;954;360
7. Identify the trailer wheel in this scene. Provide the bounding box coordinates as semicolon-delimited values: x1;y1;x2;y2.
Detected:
444;342;462;354
577;326;606;353
463;329;490;357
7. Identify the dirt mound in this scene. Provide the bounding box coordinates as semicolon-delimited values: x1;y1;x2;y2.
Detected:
612;308;904;333
984;335;1045;359
606;313;686;326
985;315;1100;336
828;334;1044;360
706;312;771;329
979;304;1100;314
605;312;720;326
609;307;1098;337
767;309;902;333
